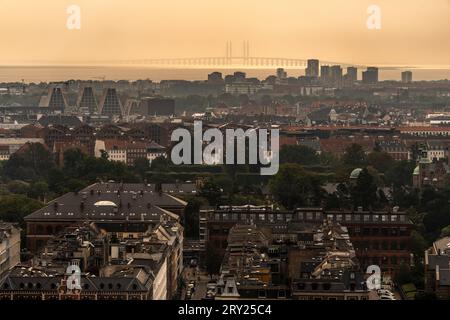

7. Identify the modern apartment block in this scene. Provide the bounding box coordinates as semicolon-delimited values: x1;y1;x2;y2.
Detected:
77;86;98;114
99;88;123;117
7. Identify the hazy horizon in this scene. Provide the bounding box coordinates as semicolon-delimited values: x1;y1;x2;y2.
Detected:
2;66;450;83
1;0;449;67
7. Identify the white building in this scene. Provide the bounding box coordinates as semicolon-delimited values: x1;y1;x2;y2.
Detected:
152;256;168;300
146;141;167;164
94;140;127;163
0;223;21;276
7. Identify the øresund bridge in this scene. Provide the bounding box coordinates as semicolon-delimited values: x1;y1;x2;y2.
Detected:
94;42;400;70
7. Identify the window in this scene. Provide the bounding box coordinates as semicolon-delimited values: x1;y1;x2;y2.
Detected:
278;290;286;298
345;214;352;221
363;215;370;222
306;212;313;220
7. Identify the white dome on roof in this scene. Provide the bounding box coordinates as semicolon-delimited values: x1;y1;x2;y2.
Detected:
349;168;363;179
94;201;117;207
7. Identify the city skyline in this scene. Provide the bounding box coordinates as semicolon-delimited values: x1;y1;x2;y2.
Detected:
0;0;450;67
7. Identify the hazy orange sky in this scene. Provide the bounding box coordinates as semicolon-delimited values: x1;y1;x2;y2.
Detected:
1;0;449;66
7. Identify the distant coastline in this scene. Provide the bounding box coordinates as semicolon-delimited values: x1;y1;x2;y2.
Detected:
1;65;450;83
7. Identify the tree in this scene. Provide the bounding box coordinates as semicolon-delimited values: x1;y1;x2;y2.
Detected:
342;144;366;167
0;195;43;228
351;168;378;209
421;188;450;238
7;180;30;195
205;242;222;277
280;145;319;165
441;225;450;237
367;151;394;173
183;196;208;239
150;156;169;172
230;194;265;206
29;181;49;201
385;160;415;187
63;148;87;177
200;179;225;206
269;164;323;209
133;158;150;178
3;143;55;181
394;264;414;286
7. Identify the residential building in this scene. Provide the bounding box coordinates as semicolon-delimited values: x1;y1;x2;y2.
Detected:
362;67;379;84
0;222;21;277
306;59;319;78
24;182;187;252
201;205;412;273
401;71;413;84
424;237;450;299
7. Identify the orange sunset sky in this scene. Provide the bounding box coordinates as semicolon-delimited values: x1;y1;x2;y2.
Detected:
0;0;449;66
